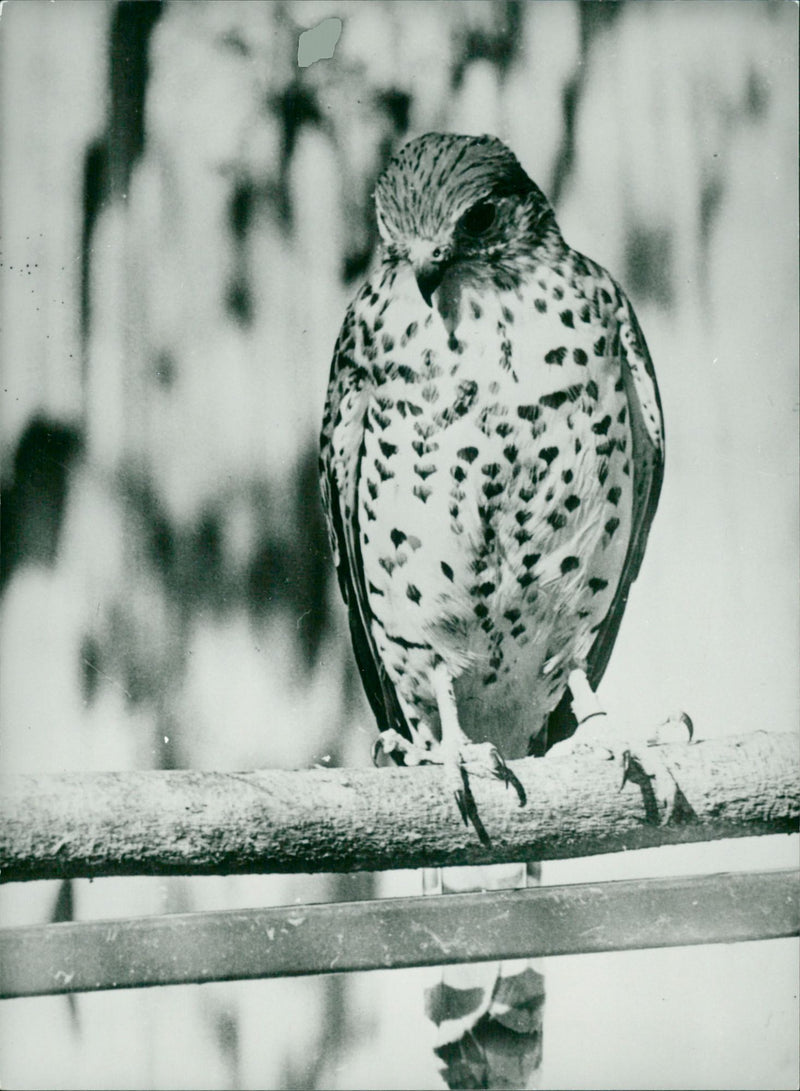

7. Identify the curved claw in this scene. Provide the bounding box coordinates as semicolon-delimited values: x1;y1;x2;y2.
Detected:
455;768;491;847
495;756;527;807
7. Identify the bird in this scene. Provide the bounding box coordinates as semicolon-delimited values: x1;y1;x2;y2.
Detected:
319;131;666;1088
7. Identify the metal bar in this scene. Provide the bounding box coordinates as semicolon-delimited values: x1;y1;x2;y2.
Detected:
1;869;797;999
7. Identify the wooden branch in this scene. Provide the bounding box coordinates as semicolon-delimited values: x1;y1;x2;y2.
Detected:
2;869;797;998
1;732;797;882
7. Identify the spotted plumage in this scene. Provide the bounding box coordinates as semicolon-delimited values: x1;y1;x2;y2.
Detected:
319;132;663;772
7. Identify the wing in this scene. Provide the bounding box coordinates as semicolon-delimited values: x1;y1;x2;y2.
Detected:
319;309;412;742
587;292;665;688
540;291;663;754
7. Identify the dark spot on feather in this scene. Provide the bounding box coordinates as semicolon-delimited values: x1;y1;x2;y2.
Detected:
458;447;479;463
414;463;437;480
406;584;421;604
596;440;616;457
390;528;406;548
608;486;622;505
534;298;547;313
451;465;467;483
397;364;417;383
553;285;564;300
549;384;583;409
615;376;624;392
379;439;397;458
482;462;501;478
441;561;454;581
589;577;608;594
517;404;541;422
502;306;514;324
561;555;579;574
564;495;581;512
381;334;394;352
539;446;559;465
586;380;599;400
470;300;482;320
592;415;612;436
548;511;567;530
413;484;431;503
573;348;588;366
483;481;503;499
517;572;535;588
540;390;568;410
367;480;378;500
474;603;489;618
479;582;496;597
562;469;573;484
511;623;526;637
368;581;384;596
515;510;532;526
579;304;591;323
560;309;574;328
605;517;620;538
514;528;532;544
504;608;521;622
594;336;606;356
522;553;540;568
598;461;609;486
483;672;498;685
545;346;567;366
375;460;394;482
504;445;517;463
379;557;395;575
404;321;418;341
617;406;627;424
373;318;383;332
519;485;535;502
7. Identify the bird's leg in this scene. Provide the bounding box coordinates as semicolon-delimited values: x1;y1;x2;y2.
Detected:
547;667;694;824
432;662;526;845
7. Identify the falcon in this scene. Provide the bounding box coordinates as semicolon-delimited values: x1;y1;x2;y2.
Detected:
319;132;666;835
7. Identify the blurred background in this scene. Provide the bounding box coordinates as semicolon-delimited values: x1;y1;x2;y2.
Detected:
0;1;797;1088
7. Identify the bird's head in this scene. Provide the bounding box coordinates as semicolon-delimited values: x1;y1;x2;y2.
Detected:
374;133;559;306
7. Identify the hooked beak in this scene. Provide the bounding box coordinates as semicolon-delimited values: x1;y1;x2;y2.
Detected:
413;260;446;307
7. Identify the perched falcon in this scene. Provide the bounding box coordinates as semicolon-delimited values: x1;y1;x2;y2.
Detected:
319;132;664;826
320;131;665;1090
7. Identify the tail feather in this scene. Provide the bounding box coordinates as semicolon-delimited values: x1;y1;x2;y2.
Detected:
423;864;545;1090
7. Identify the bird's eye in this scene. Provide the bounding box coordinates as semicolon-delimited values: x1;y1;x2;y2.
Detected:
432;247;443;260
460;201;497;236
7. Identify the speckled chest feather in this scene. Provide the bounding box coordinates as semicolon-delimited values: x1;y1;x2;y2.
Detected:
330;248;635;758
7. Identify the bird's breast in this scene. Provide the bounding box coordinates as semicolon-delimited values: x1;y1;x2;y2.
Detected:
355;262;634;744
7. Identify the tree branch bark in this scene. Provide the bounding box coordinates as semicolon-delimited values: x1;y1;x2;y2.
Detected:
1;732;797;882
